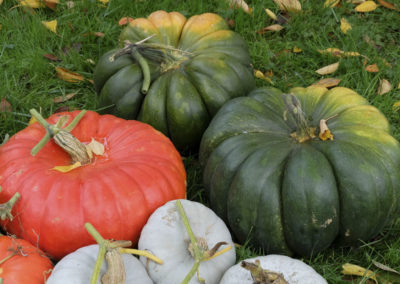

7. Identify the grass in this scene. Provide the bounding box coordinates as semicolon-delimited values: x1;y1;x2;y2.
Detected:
1;0;400;282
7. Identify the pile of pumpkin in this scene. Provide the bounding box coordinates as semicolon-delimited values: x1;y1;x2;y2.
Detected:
0;10;399;284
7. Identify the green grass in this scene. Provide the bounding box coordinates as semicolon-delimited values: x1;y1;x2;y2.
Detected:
1;0;400;282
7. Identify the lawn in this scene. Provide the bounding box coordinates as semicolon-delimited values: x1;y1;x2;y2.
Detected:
1;0;400;283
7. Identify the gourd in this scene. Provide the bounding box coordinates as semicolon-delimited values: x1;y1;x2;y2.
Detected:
199;86;400;256
219;255;327;284
0;235;53;283
138;199;236;284
0;109;186;260
94;10;255;150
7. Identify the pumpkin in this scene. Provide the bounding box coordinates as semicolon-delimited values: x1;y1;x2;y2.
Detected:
93;10;255;150
219;255;327;284
0;235;53;283
138;199;236;284
46;244;153;284
0;110;186;260
199;86;400;256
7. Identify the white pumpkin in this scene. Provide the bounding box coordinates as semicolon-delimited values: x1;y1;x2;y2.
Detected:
46;244;153;284
138;199;236;284
219;255;327;284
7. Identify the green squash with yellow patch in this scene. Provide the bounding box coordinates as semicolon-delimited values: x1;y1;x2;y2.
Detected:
199;86;400;256
94;11;254;151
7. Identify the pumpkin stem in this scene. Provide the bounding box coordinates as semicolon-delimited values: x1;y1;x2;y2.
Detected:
241;260;288;284
131;46;151;94
0;188;20;222
282;94;316;143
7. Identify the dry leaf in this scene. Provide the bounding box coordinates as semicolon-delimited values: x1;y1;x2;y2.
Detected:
273;0;301;12
293;46;302;53
347;0;366;3
118;17;134;26
0;98;11;112
365;63;379;72
355;1;378;12
53;91;79;103
43;53;61;61
56;67;85;83
97;0;109;4
0;0;3;5
265;24;285;31
254;70;274;84
312;78;341;88
229;0;252;14
341;263;377;281
372;261;400;275
340;18;352;34
393;101;400;111
324;0;340;7
376;0;399;10
86;138;105;156
398;82;400;89
66;1;74;8
318;48;360;57
83;32;105;37
265;8;278;20
53;161;81;173
44;0;58;10
377;79;392;95
42;20;57;34
319;120;334;141
19;0;45;8
316;62;340;75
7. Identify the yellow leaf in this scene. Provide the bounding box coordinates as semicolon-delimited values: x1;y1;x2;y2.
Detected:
97;0;109;3
340;18;352;34
312;78;341;88
264;24;285;31
19;0;45;8
53;161;81;173
273;0;302;12
318;48;360;57
56;67;85;83
377;79;392;95
0;0;3;5
42;20;57;34
324;0;340;7
28;116;37;125
341;263;377;281
265;8;278;20
254;70;274;84
392;101;400;111
355;1;378;12
398;82;400;89
319;115;337;141
293;46;302;53
229;0;252;14
316;62;340;75
365;63;379;72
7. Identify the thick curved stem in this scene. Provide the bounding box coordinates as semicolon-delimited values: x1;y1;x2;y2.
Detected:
0;190;21;221
131;47;151;94
85;223;107;284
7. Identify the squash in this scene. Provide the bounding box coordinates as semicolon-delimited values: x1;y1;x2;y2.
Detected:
0;110;186;260
219;255;327;284
0;235;53;283
138;199;236;284
94;10;255;150
199;86;400;256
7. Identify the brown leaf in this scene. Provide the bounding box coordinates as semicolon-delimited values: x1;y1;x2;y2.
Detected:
373;261;400;275
43;53;61;61
376;0;399;11
118;17;134;26
316;62;340;75
54;106;70;113
83;32;105;37
273;0;301;12
377;79;392;95
365;63;379;72
0;98;12;112
44;0;58;10
312;78;341;88
56;67;85;83
355;1;378;12
53;91;79;103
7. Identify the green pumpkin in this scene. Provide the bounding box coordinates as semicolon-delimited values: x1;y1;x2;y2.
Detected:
199;86;400;256
94;11;255;150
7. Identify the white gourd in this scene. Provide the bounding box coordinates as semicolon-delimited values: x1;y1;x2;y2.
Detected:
46;244;153;284
138;199;236;284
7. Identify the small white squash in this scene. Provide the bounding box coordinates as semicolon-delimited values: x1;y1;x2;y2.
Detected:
219;255;327;284
46;244;153;284
138;199;236;284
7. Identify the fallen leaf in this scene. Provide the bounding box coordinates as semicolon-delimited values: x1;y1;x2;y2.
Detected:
318;48;360;57
19;0;45;8
97;0;109;4
316;62;340;75
392;101;400;111
273;0;301;12
83;32;105;37
355;1;378;12
398;82;400;89
66;1;74;8
377;79;392;95
118;17;134;26
264;24;285;31
86;58;96;65
53;161;81;173
340;18;352;34
0;0;3;5
42;20;57;34
376;0;399;11
56;67;85;83
347;0;366;3
44;0;58;10
365;63;379;72
293;46;302;53
28;116;37;125
254;70;274;84
324;0;340;7
342;263;377;281
53;91;79;103
373;261;400;275
43;53;61;61
0;98;11;112
86;138;105;156
312;78;341;88
265;8;278;20
229;0;252;14
54;106;70;113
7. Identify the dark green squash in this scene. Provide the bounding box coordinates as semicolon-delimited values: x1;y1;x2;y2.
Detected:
199;86;400;256
94;11;255;150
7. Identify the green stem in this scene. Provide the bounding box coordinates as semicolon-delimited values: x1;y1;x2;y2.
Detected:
131;47;151;94
0;192;21;221
85;223;107;284
64;110;87;132
181;260;201;284
0;252;16;265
